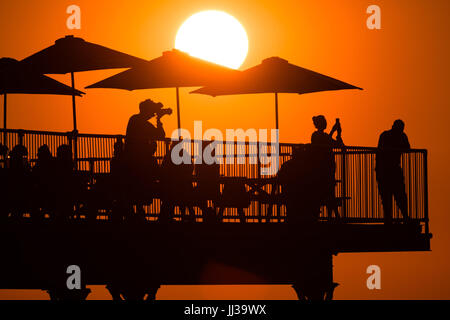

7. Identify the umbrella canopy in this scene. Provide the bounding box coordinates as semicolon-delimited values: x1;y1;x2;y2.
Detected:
86;49;240;132
21;35;147;74
191;56;362;129
0;57;84;130
20;35;148;130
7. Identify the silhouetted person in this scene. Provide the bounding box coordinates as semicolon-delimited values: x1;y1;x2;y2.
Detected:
195;140;221;222
160;141;195;222
111;139;125;175
54;144;76;221
104;139;141;222
123;99;170;220
6;145;32;220
218;179;249;223
311;115;343;219
376;120;410;224
277;145;322;224
311;115;344;147
31;144;56;220
124;99;168;179
0;143;8;167
0;144;9;220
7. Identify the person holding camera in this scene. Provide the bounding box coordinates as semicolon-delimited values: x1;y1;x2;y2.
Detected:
125;99;171;152
122;99;172;218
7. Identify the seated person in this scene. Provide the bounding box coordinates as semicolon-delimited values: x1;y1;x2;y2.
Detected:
277;144;322;224
195;140;221;221
31;144;56;220
6;145;32;220
160;141;195;222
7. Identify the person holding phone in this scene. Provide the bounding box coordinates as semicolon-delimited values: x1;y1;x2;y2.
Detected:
311;115;344;219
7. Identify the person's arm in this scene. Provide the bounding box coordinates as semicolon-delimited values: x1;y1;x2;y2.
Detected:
402;133;411;149
377;132;386;149
329;131;344;147
143;119;165;140
334;133;344;147
155;117;166;139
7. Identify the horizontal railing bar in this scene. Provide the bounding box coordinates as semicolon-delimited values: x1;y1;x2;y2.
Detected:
0;128;427;153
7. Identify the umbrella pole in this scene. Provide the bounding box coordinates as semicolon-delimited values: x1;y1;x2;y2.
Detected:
275;92;279;130
71;72;77;131
176;87;181;138
70;72;78;166
2;94;6;145
3;93;6;130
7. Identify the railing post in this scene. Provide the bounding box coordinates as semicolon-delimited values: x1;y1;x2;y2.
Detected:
341;146;347;219
66;131;74;168
89;159;94;183
18;130;24;146
253;141;260;220
73;130;78;170
424;150;429;236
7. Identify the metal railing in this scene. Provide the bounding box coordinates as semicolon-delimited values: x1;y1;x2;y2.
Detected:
0;129;429;231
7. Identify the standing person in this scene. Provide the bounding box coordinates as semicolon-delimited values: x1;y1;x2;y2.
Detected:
311;115;343;219
376;119;410;224
124;99;168;177
123;99;171;219
311;115;344;147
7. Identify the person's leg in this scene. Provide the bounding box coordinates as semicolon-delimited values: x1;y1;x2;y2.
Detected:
393;171;408;221
218;206;225;222
159;200;173;222
378;178;393;224
181;205;195;222
325;186;339;220
238;208;246;223
188;206;196;222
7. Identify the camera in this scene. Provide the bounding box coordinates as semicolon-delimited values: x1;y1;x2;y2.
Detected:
156;107;173;118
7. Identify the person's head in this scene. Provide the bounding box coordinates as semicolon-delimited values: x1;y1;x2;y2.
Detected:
139;99;163;120
9;144;28;168
56;144;73;168
37;144;52;162
312;115;327;131
392;119;405;133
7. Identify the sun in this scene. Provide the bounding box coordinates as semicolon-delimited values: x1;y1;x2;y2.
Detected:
175;10;248;69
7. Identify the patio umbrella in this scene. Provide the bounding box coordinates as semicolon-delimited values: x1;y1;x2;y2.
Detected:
86;49;240;134
21;35;147;131
1;57;84;130
191;56;362;130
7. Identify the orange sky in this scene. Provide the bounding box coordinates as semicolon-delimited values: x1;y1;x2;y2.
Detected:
1;0;450;299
